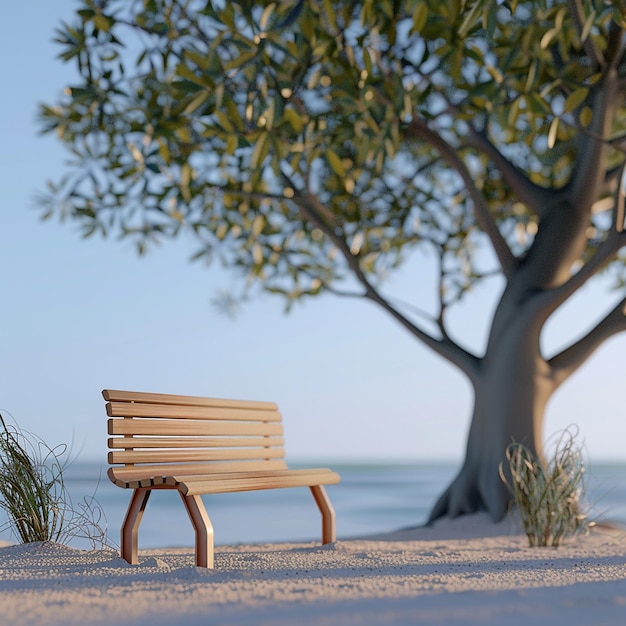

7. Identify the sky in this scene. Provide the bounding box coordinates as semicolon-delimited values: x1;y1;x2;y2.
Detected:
1;1;626;468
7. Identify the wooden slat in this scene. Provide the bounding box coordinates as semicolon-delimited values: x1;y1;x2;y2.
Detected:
108;436;285;449
108;419;283;437
107;466;338;491
106;401;281;422
168;468;339;484
107;472;172;489
103;389;277;411
176;470;341;496
108;447;286;465
108;460;289;486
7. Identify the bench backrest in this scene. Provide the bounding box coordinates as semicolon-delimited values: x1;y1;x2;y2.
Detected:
105;389;288;480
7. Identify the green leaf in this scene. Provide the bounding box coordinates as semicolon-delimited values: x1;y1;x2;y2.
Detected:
284;107;305;133
226;134;238;155
411;3;428;34
93;13;113;32
327;148;346;177
524;61;537;93
548;117;559;149
185;50;210;71
580;10;596;42
224;49;257;71
526;93;548;114
301;12;315;40
184;90;209;115
180;163;192;201
486;65;503;84
157;139;170;164
252;214;265;236
507;97;520;127
175;63;207;87
67;87;93;99
483;0;498;39
458;0;485;37
579;106;593;127
259;3;275;30
563;88;589;114
363;47;373;76
224;99;244;131
540;27;559;50
216;110;234;132
250;132;270;168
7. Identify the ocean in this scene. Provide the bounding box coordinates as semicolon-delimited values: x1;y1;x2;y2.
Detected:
1;461;624;550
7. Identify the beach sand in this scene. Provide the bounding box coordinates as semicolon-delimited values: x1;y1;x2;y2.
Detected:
1;514;625;625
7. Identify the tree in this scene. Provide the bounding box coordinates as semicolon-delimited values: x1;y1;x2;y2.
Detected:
39;0;626;521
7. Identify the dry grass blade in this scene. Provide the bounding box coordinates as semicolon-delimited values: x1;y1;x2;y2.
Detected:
0;412;109;548
0;414;64;543
500;427;587;547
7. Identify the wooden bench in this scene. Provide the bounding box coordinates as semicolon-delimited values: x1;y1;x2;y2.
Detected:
104;389;340;568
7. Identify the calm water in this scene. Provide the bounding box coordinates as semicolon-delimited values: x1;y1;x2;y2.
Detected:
1;461;624;550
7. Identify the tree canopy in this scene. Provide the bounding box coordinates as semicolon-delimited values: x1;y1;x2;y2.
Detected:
41;1;624;313
40;0;626;519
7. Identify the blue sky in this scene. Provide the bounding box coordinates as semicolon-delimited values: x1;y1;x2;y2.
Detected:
1;1;625;466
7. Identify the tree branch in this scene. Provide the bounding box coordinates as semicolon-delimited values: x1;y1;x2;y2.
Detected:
287;187;482;380
364;287;482;382
204;178;479;374
570;164;626;274
435;246;449;337
569;68;620;204
605;20;626;71
613;162;626;233
537;228;626;315
567;0;604;69
405;118;517;278
549;295;626;387
464;127;555;218
604;163;625;191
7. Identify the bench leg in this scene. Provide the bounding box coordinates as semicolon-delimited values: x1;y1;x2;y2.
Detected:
179;493;214;568
309;485;336;544
121;488;151;565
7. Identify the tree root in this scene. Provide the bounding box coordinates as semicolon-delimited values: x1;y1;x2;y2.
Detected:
428;463;511;524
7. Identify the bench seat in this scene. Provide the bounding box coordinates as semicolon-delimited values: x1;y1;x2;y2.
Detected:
110;467;338;494
104;389;340;568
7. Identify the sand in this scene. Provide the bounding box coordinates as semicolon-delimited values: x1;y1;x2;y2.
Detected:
1;514;625;626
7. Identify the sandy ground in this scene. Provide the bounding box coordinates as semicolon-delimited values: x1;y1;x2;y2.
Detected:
1;514;625;625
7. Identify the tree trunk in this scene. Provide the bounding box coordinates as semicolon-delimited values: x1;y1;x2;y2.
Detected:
424;66;620;523
428;286;556;522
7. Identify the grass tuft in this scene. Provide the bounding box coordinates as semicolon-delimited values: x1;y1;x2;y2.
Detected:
0;412;108;548
500;427;587;547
